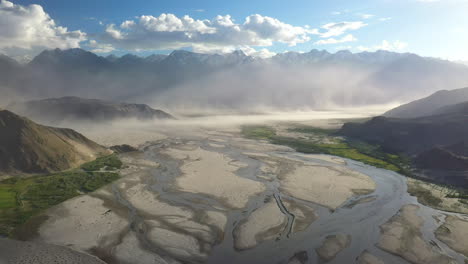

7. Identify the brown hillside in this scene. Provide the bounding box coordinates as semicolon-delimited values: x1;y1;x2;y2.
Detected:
0;110;110;174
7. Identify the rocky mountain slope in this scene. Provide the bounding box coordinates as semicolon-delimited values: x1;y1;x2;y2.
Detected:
0;110;110;174
414;147;468;171
339;95;468;187
339;108;468;156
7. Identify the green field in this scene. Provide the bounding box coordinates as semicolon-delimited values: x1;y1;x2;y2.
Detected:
0;154;122;237
241;125;410;174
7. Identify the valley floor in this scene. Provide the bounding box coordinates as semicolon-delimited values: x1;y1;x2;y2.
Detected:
2;118;468;264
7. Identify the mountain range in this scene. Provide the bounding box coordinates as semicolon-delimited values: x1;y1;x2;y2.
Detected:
1;48;468;110
0;110;110;175
7;96;174;125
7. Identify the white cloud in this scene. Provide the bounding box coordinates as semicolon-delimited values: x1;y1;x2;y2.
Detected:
88;40;115;53
357;40;408;52
191;44;276;58
0;0;86;55
243;14;312;46
359;13;375;19
240;46;276;58
100;13;314;52
331;11;341;15
379;17;392;22
318;21;367;38
315;34;357;45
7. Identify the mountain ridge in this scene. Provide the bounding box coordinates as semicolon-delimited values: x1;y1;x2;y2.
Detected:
383;87;468;118
1;48;468;109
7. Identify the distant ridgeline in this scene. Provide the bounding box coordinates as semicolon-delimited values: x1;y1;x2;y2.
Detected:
7;96;174;125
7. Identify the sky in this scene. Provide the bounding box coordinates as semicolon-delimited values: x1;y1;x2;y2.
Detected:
0;0;467;61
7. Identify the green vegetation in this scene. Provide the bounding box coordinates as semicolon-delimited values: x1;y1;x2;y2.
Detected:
81;154;123;171
287;126;337;135
241;125;276;140
241;125;410;174
0;155;121;237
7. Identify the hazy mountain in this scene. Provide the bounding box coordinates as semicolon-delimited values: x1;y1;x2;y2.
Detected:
431;101;468;116
0;54;22;92
1;48;468;110
144;54;168;63
339;114;468;155
29;48;110;71
7;96;174;125
339;101;468;186
340;93;468;155
0;110;110;174
271;49;408;65
383;87;468;118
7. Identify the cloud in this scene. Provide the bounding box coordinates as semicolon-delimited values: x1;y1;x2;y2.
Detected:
99;13;314;52
240;46;276;58
191;44;276;58
315;34;357;45
379;17;392;22
357;40;408;52
318;21;367;38
88;40;115;53
359;13;375;19
0;0;86;55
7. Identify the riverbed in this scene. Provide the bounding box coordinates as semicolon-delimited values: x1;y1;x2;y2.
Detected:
32;126;468;264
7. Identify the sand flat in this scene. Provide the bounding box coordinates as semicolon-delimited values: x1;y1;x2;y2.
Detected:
282;198;317;233
37;193;129;252
146;221;207;259
113;232;181;264
234;199;287;250
0;238;106;264
316;234;351;262
358;251;385;264
165;147;266;209
435;215;468;257
378;205;455;264
280;165;375;210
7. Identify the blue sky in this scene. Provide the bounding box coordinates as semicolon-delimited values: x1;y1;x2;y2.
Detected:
1;0;468;60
